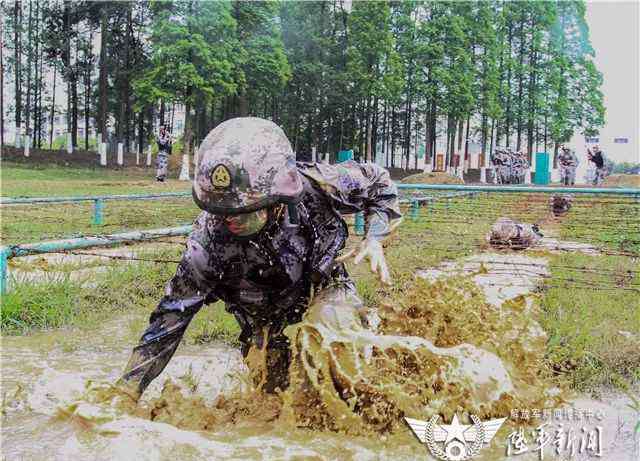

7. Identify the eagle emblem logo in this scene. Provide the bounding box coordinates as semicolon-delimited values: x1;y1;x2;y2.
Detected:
211;164;231;188
405;413;506;460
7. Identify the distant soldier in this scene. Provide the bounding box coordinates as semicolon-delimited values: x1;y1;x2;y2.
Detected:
550;194;573;216
558;146;579;186
587;145;606;185
156;125;172;182
511;151;527;184
491;148;510;184
487;217;543;250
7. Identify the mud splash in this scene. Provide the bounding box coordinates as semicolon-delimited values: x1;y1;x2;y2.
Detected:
277;274;560;436
58;269;560;440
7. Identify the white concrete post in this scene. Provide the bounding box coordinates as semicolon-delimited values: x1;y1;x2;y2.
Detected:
66;133;73;154
117;143;124;166
312;146;317;163
100;143;107;166
324;152;330;164
24;136;31;157
146;146;152;166
524;168;532;184
551;168;560;183
179;154;191;181
480;167;487;183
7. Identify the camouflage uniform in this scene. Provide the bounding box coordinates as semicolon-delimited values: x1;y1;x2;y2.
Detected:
491;149;509;184
487;217;543;250
558;148;578;186
156;130;171;181
550;194;573;216
121;118;401;396
588;148;606;186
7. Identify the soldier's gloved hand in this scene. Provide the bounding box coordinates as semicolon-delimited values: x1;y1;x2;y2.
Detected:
353;237;391;285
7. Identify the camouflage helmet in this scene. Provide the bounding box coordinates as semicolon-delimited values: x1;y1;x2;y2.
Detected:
193;117;303;215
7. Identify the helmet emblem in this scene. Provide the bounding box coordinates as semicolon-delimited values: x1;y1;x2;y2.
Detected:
211;164;231;188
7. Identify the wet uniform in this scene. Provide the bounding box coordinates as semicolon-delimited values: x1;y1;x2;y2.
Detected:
558;150;578;186
122;160;401;394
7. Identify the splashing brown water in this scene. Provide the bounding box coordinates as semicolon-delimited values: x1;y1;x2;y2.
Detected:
64;274;560;442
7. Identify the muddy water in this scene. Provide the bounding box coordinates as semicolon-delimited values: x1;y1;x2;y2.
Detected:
1;313;426;460
2;251;638;460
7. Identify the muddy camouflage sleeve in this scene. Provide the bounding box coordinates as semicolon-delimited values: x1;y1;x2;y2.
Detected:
120;214;218;396
299;160;402;240
162;213;218;307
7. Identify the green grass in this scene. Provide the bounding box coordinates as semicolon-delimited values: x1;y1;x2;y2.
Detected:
1;164;199;245
1;163;190;197
539;252;640;390
0;276;82;332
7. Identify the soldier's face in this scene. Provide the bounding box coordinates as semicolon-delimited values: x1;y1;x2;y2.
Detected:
223;209;269;236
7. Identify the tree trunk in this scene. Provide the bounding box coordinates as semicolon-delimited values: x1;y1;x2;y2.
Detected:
0;11;4;148
123;3;132;151
138;110;144;154
183;95;193;156
98;8;107;142
366;97;372;162
49;65;56;148
14;1;22;145
33;0;39;146
85;30;92;150
504;24;514;147
25;0;32;140
71;34;78;149
516;10;526;151
36;17;44;148
464;114;470;162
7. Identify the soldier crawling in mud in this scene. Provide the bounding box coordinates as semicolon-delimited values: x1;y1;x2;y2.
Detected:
487;217;543;250
558;146;579;186
117;117;402;399
550;194;573;217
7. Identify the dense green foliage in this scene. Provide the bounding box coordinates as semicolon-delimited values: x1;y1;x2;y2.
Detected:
3;1;604;167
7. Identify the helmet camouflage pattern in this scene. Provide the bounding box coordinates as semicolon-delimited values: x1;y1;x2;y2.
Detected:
193;117;303;215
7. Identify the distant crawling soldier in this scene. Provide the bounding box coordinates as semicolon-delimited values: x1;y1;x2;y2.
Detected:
550;194;573;217
587;145;606;186
487;217;543;250
558;146;579;186
118;117;402;399
156;125;172;182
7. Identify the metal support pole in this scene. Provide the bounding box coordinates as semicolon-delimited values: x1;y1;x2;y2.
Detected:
355;212;365;235
0;247;8;295
410;199;419;221
93;199;104;226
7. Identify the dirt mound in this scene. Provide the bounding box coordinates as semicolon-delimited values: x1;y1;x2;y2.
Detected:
602;174;640;188
400;171;464;185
